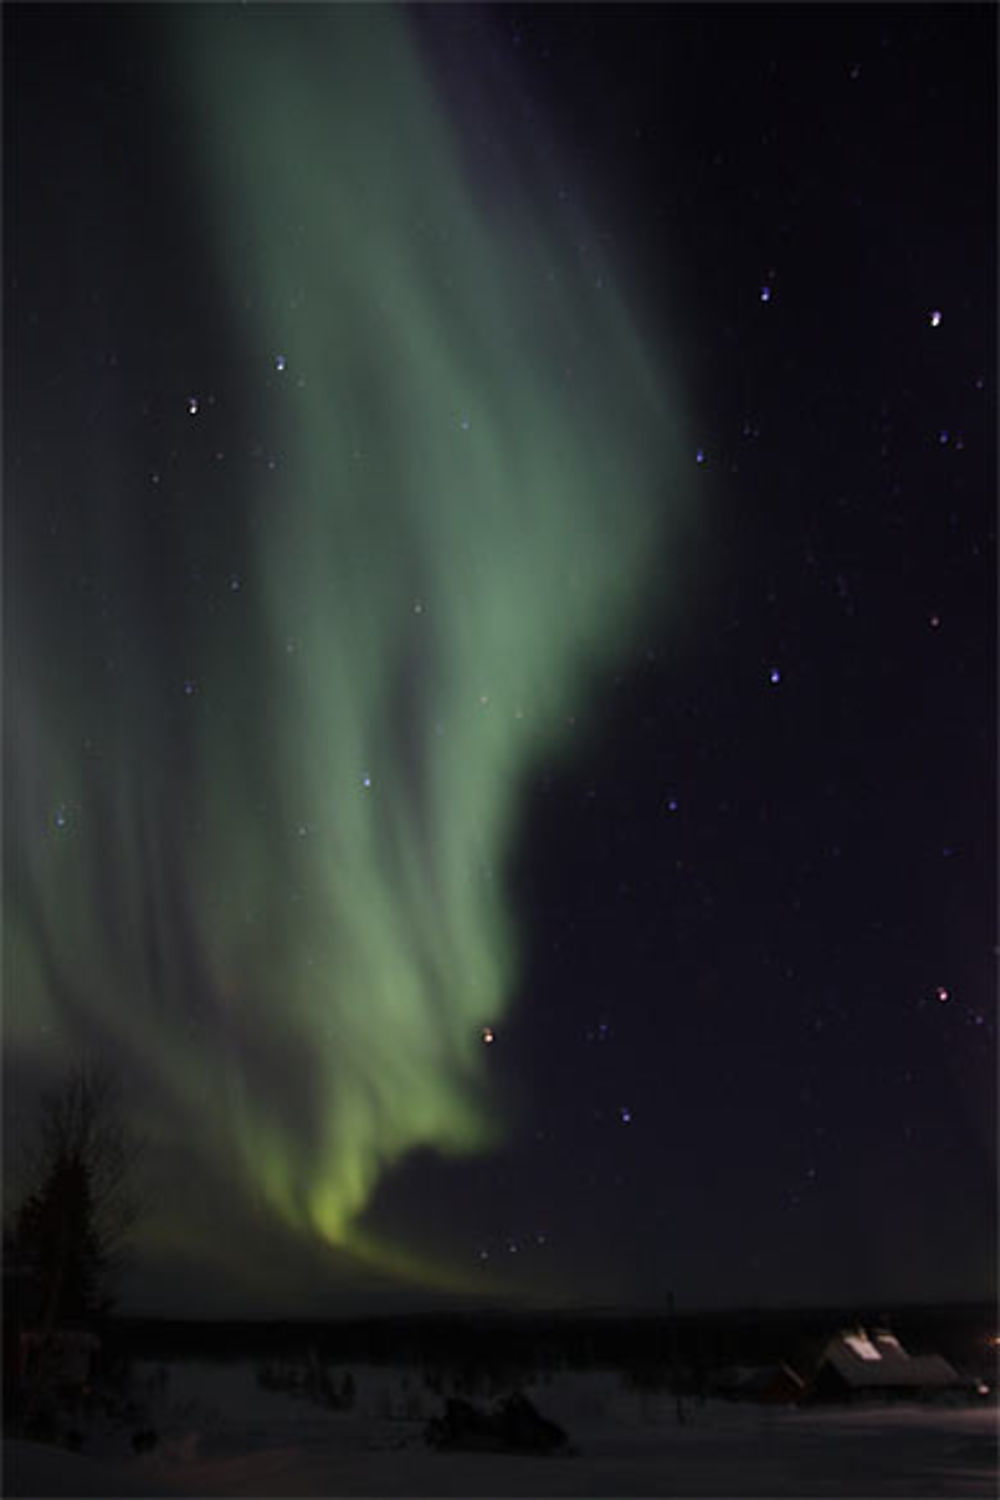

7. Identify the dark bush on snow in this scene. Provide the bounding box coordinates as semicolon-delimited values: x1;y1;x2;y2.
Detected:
425;1391;569;1454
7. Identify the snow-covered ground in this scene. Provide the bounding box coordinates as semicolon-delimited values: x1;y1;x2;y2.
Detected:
6;1359;997;1496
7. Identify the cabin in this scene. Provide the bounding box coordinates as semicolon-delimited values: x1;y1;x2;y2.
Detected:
810;1326;962;1402
712;1362;806;1405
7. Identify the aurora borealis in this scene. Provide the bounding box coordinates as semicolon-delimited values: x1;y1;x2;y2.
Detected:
6;4;994;1317
180;3;680;1253
8;5;681;1302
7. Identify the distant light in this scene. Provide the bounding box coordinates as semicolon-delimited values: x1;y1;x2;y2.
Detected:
274;353;287;372
935;985;949;1003
229;574;242;592
619;1106;632;1124
769;667;782;685
187;396;200;416
938;430;949;445
362;773;372;789
929;309;943;328
481;1026;495;1045
929;613;941;628
666;797;679;813
183;680;197;696
760;285;772;303
695;448;706;465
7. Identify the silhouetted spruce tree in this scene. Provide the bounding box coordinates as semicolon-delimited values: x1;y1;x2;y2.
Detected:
12;1063;141;1331
16;1151;102;1325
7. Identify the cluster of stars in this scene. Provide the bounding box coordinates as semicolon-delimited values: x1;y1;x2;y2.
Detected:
476;1229;549;1263
584;1021;613;1043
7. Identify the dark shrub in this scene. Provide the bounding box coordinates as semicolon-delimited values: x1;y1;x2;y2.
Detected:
424;1391;568;1454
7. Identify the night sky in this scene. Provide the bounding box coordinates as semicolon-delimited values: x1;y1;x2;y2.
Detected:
5;3;996;1319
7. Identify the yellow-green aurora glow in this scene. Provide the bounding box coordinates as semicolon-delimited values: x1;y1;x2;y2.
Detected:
10;7;686;1304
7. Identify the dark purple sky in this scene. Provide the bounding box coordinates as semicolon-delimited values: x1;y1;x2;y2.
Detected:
5;3;995;1317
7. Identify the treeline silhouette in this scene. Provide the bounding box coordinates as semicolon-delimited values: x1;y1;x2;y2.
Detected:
102;1301;994;1381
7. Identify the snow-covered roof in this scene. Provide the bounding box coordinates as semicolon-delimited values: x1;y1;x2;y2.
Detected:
821;1328;959;1389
